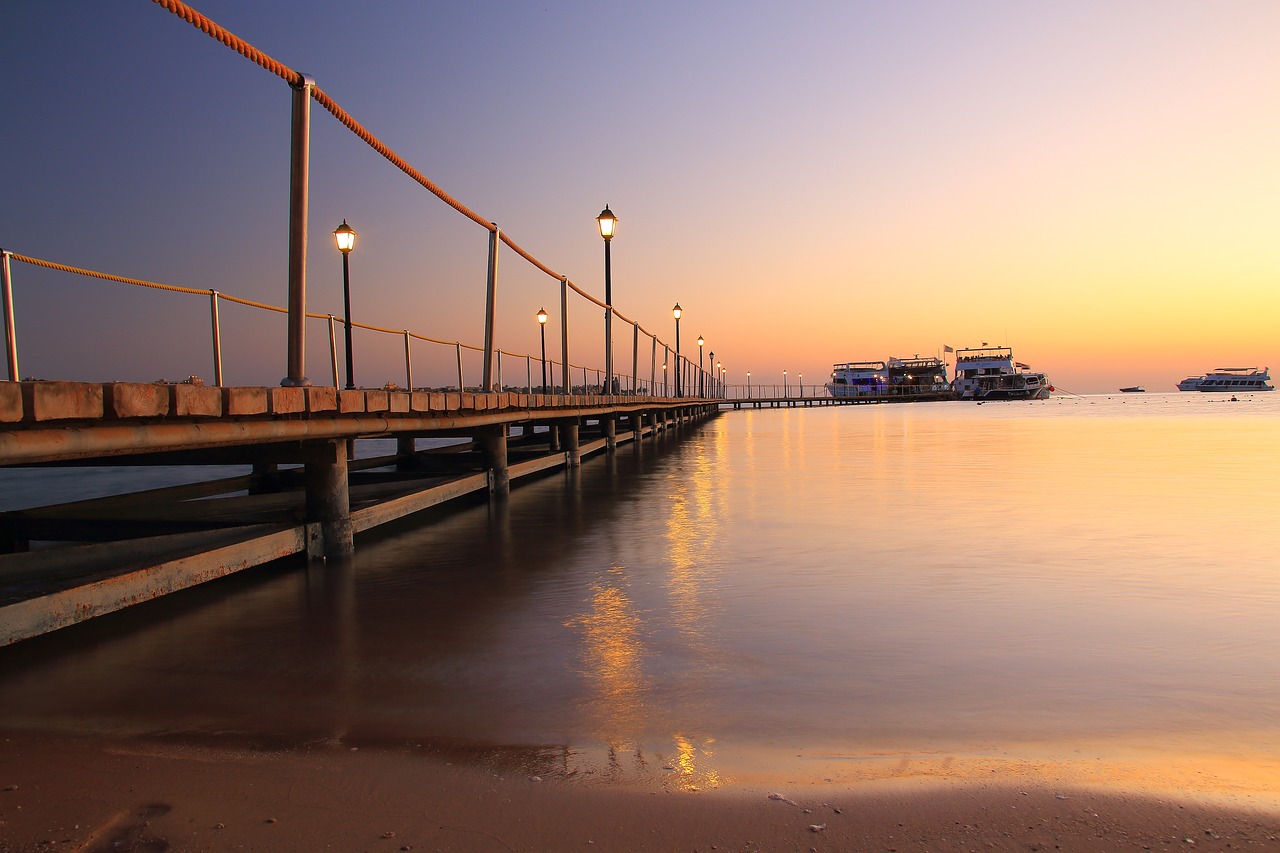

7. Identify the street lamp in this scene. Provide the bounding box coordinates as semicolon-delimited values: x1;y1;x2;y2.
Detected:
672;303;682;397
799;372;803;396
720;366;726;399
333;219;357;389
536;307;548;393
747;370;752;399
596;205;617;395
784;369;788;398
697;335;705;397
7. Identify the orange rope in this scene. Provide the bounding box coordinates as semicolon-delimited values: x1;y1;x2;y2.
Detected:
13;253;212;297
150;0;301;86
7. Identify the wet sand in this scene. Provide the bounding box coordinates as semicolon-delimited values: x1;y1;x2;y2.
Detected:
2;732;1278;852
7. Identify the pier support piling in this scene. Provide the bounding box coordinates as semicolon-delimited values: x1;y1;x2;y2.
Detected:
604;416;617;452
305;440;353;560
563;421;581;468
479;426;510;498
396;435;417;471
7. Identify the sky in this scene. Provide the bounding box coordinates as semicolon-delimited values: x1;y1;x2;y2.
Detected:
3;1;1278;394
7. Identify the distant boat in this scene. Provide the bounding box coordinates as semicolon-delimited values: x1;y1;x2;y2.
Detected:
1182;366;1274;392
1119;386;1145;393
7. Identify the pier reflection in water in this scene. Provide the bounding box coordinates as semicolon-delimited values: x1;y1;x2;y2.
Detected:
1;395;1279;794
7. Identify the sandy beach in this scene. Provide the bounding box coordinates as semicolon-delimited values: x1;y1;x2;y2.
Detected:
2;731;1278;853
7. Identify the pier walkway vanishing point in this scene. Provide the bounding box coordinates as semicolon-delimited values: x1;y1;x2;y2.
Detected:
0;380;718;645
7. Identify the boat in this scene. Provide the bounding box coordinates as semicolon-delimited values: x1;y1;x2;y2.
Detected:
826;361;887;397
951;346;1050;400
1182;367;1273;392
886;356;949;394
1120;386;1145;393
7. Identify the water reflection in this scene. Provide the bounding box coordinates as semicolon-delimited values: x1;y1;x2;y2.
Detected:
1;395;1278;797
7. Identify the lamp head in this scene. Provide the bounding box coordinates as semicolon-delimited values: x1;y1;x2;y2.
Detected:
596;205;618;240
333;220;357;254
697;335;704;348
672;303;682;320
537;307;548;325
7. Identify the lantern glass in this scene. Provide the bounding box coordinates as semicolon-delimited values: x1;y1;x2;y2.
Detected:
672;303;682;320
596;206;617;240
333;220;356;254
537;308;548;325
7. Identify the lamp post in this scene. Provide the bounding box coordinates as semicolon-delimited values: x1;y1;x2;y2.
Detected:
333;219;357;389
783;369;788;398
697;335;705;397
672;303;682;396
714;359;721;399
721;366;726;399
596;205;617;394
708;350;715;398
662;362;668;398
537;307;548;392
747;370;752;399
799;372;803;396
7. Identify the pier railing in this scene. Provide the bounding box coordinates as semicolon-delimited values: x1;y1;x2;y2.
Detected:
0;0;725;400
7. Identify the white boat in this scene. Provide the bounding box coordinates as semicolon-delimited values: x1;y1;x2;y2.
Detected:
1182;367;1273;392
826;361;887;397
952;346;1050;400
886;356;949;393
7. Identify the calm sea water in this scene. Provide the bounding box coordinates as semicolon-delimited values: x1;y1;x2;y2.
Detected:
2;393;1278;792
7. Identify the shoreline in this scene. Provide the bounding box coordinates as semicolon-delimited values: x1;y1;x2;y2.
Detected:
2;731;1278;852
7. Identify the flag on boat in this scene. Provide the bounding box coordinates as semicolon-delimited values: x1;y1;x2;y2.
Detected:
1015;362;1030;369
943;345;954;353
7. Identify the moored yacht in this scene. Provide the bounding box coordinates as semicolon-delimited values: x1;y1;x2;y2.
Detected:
886;356;949;393
1185;367;1273;392
826;361;887;397
951;346;1050;400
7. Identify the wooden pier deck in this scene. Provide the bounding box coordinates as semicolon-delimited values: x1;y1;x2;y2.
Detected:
0;380;717;644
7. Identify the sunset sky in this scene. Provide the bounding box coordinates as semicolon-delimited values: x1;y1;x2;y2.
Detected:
4;1;1278;394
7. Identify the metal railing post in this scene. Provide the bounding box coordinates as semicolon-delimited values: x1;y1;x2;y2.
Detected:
496;349;502;391
327;315;339;388
632;322;639;394
2;250;18;382
456;342;464;390
209;290;224;387
282;74;315;387
403;330;413;390
526;355;532;393
481;225;500;391
559;277;570;395
650;334;656;396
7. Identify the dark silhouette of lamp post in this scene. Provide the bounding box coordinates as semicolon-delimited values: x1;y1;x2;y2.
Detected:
333;219;357;389
784;369;788;398
537;307;548;392
697;335;705;397
596;205;617;394
672;303;682;396
799;372;803;396
747;370;752;399
709;350;715;398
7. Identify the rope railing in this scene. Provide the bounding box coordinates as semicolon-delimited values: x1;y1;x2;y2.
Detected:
0;1;726;399
2;251;714;396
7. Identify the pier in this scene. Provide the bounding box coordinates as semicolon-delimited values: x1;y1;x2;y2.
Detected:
0;380;716;644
